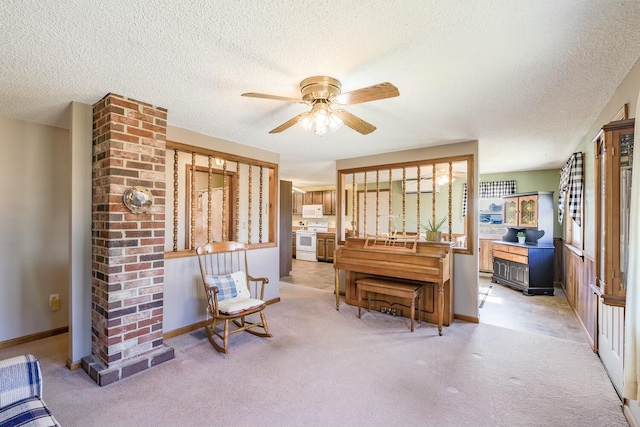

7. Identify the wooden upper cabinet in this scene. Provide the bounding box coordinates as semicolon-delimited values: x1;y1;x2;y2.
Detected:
303;192;314;205
322;190;335;215
292;193;303;214
298;190;336;215
595;118;634;307
503;198;519;227
303;191;324;205
502;194;541;228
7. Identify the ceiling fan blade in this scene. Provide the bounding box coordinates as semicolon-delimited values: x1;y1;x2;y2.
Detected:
241;92;309;104
269;112;308;134
333;110;376;135
335;82;399;105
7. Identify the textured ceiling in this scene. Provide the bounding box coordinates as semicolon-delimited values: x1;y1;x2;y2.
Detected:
1;1;640;187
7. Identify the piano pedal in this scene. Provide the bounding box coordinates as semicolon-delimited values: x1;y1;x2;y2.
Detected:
380;306;402;317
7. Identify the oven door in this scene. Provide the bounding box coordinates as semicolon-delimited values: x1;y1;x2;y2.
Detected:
296;231;317;261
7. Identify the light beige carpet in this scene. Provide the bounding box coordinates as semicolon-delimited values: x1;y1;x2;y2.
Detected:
0;282;627;426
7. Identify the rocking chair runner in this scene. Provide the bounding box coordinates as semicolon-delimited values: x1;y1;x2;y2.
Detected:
196;241;272;353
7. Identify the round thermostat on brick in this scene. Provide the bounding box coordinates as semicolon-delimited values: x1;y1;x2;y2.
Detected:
123;187;153;213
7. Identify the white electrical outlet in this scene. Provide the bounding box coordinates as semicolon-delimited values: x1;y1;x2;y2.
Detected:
49;294;59;306
49;294;60;311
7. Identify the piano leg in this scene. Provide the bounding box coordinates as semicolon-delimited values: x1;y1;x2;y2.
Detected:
335;269;340;310
438;281;444;336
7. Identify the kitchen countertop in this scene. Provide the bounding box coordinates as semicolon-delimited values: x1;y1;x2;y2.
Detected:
493;240;555;248
479;235;505;240
292;227;335;233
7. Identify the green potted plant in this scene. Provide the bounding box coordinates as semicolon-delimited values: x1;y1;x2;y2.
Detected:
421;216;448;242
516;231;526;244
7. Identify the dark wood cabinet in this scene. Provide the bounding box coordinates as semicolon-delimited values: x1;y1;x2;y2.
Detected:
316;233;335;262
317;237;325;260
322;190;335;215
299;190;336;215
492;242;554;295
594;118;634;307
304;191;324;205
292;193;303;214
326;237;335;261
292;232;296;259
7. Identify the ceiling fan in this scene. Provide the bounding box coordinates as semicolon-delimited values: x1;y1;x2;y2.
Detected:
241;76;399;135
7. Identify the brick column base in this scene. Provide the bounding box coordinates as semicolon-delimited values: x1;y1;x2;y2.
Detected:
81;345;174;386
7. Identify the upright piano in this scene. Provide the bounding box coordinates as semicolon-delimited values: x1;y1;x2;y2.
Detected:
334;237;454;335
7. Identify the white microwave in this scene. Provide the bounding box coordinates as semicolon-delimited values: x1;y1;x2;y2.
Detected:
302;204;323;218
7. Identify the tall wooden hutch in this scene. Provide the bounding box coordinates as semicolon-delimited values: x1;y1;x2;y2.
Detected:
594;118;635;307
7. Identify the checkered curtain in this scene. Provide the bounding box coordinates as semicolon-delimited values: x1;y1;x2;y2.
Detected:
462;184;468;217
558;152;583;226
479;180;517;198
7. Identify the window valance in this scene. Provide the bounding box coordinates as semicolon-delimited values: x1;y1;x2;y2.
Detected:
479;180;517;199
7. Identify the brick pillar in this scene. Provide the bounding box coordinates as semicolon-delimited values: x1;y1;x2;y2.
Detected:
82;93;174;386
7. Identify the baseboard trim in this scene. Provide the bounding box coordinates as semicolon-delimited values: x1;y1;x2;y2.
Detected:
163;297;281;340
0;326;68;350
266;297;281;306
454;313;479;323
1;299;284;351
624;400;639;427
66;358;82;371
163;321;207;340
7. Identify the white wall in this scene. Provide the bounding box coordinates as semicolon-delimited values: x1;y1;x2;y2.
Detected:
66;102;93;364
336;140;480;320
0;117;70;342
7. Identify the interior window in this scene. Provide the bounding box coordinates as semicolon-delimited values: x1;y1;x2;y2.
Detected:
337;155;473;254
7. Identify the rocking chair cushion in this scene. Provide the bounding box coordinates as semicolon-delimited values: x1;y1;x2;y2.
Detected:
205;274;238;300
206;271;263;314
205;271;251;301
218;297;265;315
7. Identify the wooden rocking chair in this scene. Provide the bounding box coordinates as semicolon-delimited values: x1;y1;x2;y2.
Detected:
196;241;272;353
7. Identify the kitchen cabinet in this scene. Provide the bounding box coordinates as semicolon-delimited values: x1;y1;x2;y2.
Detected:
301;190;337;215
292;193;304;214
594;118;634;307
491;242;554;295
501;191;554;246
304;191;324;205
503;193;551;228
479;239;495;272
316;232;335;262
292;232;296;258
322;190;336;215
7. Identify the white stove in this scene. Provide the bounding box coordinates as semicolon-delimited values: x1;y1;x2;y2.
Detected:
296;221;329;261
306;221;329;232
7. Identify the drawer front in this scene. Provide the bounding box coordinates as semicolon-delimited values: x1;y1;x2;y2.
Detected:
508;246;528;256
493;243;528;256
493;250;528;265
493;243;508;251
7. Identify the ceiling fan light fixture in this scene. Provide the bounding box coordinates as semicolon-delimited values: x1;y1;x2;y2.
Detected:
436;174;455;186
298;101;343;135
244;76;398;135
